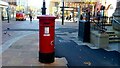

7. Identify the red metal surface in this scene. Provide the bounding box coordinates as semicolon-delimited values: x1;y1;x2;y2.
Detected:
16;12;26;20
37;15;56;53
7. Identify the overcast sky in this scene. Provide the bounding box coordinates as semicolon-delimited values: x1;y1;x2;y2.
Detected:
28;0;50;8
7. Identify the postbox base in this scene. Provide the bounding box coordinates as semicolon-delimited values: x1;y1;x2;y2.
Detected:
39;52;54;63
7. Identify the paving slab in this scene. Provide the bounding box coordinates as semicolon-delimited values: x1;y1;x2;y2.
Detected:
2;34;68;67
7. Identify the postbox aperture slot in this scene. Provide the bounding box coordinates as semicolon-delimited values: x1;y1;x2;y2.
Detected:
44;22;50;24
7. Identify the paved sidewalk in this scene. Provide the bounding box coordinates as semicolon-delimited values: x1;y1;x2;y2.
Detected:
2;33;68;66
1;20;120;67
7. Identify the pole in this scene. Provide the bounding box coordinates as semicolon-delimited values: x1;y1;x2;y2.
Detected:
42;0;46;15
77;6;81;23
62;0;64;25
7;8;9;23
73;9;74;22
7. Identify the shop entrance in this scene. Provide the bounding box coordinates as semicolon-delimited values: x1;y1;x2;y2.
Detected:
60;7;76;22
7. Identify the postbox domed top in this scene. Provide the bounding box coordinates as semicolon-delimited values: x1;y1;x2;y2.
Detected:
37;15;56;19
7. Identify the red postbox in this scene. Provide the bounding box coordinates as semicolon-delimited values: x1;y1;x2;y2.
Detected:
37;15;56;63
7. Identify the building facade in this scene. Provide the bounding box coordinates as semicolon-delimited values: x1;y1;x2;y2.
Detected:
1;0;28;19
0;0;9;21
49;0;60;15
49;0;117;19
2;0;17;5
49;0;98;18
0;0;9;20
1;0;17;19
0;1;8;51
16;0;28;12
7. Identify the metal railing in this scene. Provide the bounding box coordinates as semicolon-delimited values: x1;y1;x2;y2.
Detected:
113;17;120;25
91;16;110;33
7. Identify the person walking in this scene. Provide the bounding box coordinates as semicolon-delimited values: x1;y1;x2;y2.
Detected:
29;14;32;22
69;15;71;21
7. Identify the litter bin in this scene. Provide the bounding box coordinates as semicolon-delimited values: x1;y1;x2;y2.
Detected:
78;20;90;42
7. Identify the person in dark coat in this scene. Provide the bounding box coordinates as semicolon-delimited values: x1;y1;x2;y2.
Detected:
29;14;32;22
69;15;71;21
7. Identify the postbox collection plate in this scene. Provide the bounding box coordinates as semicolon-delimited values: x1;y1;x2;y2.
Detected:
44;27;50;36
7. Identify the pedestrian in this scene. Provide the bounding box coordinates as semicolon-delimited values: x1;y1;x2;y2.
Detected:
69;15;71;21
66;16;68;20
96;8;101;22
29;14;32;22
80;15;83;20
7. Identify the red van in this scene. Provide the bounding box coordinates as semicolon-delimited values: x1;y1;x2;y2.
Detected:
16;12;26;21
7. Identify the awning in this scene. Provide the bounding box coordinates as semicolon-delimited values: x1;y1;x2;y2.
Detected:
51;0;98;2
0;1;9;7
50;0;61;2
64;0;97;2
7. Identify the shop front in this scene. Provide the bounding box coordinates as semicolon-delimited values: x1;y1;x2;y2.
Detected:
0;1;9;21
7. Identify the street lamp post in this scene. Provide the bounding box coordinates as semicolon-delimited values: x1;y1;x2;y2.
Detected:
6;7;9;23
42;0;46;15
62;0;64;25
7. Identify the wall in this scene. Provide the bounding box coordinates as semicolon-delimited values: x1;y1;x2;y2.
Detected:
0;0;2;67
106;0;117;17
